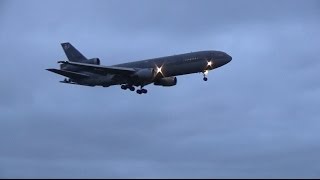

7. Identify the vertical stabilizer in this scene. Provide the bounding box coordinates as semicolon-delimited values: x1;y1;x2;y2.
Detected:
61;42;87;62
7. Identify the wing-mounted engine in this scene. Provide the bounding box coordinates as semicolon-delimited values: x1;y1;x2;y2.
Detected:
132;68;156;81
85;58;101;65
154;77;177;86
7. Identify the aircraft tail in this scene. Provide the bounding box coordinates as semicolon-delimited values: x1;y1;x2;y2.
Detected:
61;42;87;62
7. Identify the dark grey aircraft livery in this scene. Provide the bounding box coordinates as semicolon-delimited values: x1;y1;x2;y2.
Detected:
47;42;232;94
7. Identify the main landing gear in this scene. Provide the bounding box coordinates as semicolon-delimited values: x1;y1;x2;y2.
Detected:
136;88;147;94
121;84;148;94
121;84;135;91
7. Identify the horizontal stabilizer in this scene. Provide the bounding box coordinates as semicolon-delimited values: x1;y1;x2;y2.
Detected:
46;69;89;79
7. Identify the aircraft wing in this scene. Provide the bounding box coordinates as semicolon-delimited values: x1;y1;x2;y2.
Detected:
46;68;90;79
59;61;136;75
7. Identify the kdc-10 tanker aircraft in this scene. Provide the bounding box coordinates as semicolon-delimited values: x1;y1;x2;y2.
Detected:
47;43;232;94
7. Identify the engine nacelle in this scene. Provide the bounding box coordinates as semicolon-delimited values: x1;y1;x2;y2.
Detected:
154;77;177;86
85;58;100;65
133;68;155;81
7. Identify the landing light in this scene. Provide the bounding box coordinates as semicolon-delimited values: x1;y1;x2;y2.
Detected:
157;66;162;74
155;65;164;77
204;70;209;76
207;61;212;67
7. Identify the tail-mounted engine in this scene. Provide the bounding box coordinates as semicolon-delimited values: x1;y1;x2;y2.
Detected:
85;58;100;65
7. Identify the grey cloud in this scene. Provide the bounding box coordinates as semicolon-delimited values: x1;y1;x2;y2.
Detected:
1;0;320;178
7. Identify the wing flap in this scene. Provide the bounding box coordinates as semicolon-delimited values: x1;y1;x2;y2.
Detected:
46;69;90;79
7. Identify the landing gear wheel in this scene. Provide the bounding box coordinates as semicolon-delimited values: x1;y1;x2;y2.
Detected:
129;86;135;91
136;89;142;94
203;77;208;81
121;85;128;90
142;89;147;94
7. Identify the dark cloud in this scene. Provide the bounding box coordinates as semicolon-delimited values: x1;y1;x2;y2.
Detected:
1;0;320;178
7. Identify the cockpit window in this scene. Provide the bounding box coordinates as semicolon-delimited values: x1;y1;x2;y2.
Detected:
217;52;225;57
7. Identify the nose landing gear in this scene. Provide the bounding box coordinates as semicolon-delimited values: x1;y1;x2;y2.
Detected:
203;70;209;81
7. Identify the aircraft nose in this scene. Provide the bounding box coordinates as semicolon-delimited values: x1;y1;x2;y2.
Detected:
221;54;232;66
226;54;232;63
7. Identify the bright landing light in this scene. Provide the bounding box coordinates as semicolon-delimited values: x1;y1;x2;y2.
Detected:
157;66;162;74
204;70;209;76
207;61;212;67
155;65;164;77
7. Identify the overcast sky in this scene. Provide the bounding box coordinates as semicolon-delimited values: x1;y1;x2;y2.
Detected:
0;0;320;178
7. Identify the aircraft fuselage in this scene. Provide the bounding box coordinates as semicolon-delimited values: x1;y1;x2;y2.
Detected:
76;50;231;87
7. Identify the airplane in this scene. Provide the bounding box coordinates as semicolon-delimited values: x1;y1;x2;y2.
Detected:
47;42;232;94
